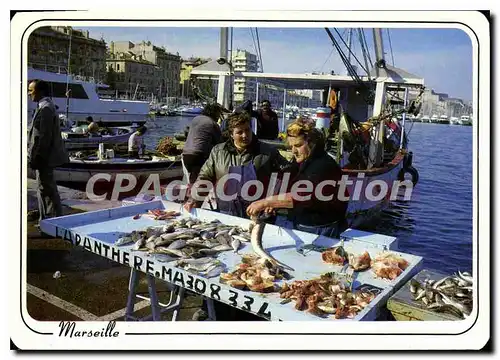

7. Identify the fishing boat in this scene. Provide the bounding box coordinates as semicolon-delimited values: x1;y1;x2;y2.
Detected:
190;27;423;228
27;154;183;189
27;68;149;127
460;115;472;126
61;126;136;150
175;105;203;117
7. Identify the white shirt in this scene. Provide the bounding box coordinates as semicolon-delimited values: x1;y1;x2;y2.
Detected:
128;131;143;152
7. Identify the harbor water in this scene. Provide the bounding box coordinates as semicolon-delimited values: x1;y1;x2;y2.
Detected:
143;116;473;274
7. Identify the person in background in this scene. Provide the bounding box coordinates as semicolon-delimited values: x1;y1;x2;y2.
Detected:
256;100;279;140
128;126;147;158
71;116;94;135
87;122;100;137
182;103;224;184
233;100;259;136
246;118;348;238
28;79;69;231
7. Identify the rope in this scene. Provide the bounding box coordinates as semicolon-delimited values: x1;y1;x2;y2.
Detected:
255;28;264;72
325;28;374;104
332;28;369;75
386;29;395;66
361;29;374;69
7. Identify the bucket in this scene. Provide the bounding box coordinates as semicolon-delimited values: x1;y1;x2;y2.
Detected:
315;107;331;131
106;149;115;159
98;143;105;160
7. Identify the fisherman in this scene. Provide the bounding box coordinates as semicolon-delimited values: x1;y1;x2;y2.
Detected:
128;126;147;158
87;122;100;137
184;111;288;321
246;118;348;238
181;103;225;184
256;100;279;140
183;111;287;217
71;116;94;134
28;79;69;232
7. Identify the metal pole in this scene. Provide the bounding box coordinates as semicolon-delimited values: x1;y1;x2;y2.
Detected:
256;81;259;105
400;87;408;150
282;88;286;132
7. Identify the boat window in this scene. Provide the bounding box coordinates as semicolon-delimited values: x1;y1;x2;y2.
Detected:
30;81;90;99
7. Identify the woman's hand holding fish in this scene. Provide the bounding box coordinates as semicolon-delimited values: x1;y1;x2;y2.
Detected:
246;199;269;217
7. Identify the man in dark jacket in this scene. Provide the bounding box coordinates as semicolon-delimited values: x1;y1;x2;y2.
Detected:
182;103;224;184
28;79;69;225
256;100;279;140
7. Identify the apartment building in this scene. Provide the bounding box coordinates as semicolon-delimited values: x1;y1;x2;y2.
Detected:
110;40;181;98
231;49;259;106
106;50;161;99
28;26;107;82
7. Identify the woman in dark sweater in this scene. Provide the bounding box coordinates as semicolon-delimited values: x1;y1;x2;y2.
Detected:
246;118;348;237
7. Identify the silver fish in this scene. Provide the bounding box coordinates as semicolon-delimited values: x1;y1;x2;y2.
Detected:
457;271;473;284
185;260;221;272
146;240;157;251
145;226;164;238
232;235;250;243
177;258;215;266
231;238;241;253
215;229;230;238
161;248;187;258
186;239;210;248
211;244;233;252
198;248;223;256
201;231;215;240
204;264;225;278
154;254;177;263
168;239;187;250
132;237;146;251
414;288;426;301
249;216;294;271
432;276;451;290
115;235;134;246
439;291;470;315
228;227;239;236
216;233;231;246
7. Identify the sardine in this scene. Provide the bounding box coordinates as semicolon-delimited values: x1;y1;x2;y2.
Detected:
439;291;470;315
185;260;221;272
228;227;239;236
457;271;473;284
249;216;294;271
231;238;241;253
168;239;187;250
414;288;426;301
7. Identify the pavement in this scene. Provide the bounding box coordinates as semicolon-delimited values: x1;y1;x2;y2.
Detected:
26;181;203;322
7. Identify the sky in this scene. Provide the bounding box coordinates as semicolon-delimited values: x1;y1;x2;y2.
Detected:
81;26;473;102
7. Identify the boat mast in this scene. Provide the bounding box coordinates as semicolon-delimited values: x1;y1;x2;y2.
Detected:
371;28;387;118
217;27;231;110
65;27;73;123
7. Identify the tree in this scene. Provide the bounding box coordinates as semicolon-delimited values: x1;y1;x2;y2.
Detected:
105;66;117;90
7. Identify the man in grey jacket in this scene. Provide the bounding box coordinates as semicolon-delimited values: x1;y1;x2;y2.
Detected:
28;79;69;225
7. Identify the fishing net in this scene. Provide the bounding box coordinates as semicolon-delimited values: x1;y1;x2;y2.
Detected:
156;136;182;156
